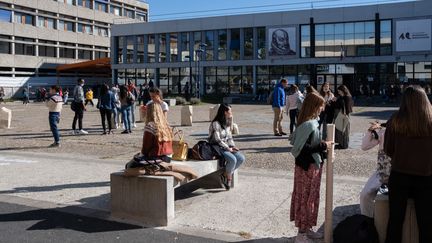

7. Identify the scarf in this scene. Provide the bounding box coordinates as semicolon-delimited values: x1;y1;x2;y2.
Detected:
290;119;322;168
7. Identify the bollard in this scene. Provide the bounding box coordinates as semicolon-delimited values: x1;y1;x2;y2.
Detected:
325;124;335;243
0;107;12;129
181;105;193;126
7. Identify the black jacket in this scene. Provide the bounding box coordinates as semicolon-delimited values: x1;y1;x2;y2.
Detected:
295;133;327;171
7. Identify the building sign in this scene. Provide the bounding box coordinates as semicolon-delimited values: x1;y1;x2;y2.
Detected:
396;19;432;52
268;27;296;56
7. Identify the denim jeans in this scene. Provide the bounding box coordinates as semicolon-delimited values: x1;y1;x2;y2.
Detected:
121;105;132;131
289;109;298;134
222;150;245;175
49;112;60;143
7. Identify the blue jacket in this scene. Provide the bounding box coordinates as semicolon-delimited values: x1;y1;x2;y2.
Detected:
98;91;116;110
272;83;286;108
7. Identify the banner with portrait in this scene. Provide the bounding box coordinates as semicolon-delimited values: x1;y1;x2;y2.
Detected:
268;27;297;56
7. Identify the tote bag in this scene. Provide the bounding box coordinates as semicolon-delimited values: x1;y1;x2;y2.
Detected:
334;110;350;132
172;128;188;161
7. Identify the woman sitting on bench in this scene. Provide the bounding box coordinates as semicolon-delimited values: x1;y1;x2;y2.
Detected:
208;103;245;190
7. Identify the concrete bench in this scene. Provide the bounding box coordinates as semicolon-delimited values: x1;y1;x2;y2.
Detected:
110;160;238;226
0;107;12;129
374;194;419;243
164;98;176;106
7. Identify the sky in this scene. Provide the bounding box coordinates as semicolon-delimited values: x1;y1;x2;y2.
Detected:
145;0;415;21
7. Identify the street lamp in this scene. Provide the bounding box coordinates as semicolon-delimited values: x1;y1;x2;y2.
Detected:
195;43;207;99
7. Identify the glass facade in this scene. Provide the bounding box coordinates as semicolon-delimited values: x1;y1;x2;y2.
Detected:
244;28;253;60
169;33;178;62
15;37;35;56
147;34;155;63
180;32;189;61
230;29;240;60
217;30;227;61
205;30;214;61
136;35;144;63
159;34;167;62
0;9;11;22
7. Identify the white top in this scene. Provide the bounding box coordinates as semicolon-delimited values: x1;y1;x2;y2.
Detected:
286;91;304;111
146;100;169;112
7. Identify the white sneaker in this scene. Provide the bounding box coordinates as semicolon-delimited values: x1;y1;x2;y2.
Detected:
78;129;88;135
307;230;323;239
133;123;137;128
295;233;311;243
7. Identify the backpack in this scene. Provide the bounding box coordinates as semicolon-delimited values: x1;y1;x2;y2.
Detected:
267;91;274;105
333;214;379;243
190;141;217;160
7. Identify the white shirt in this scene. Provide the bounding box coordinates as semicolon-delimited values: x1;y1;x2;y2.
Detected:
146;100;169;112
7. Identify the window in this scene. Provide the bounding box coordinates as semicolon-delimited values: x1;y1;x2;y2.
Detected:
94;26;108;37
116;36;124;64
0;35;11;54
59;20;74;32
180;32;189;61
59;42;75;59
301;25;310;58
244;28;253;60
193;31;201;61
380;20;392;56
78;23;92;34
230;29;240;60
0;9;11;23
56;0;75;5
257;27;266;59
95;0;107;12
15;37;35;56
95;50;108;59
38;40;56;57
110;5;121;16
169;33;178;62
37;16;55;29
205;30;214;61
218;30;227;61
124;9;134;18
77;0;92;9
78;49;92;59
159;34;167;62
126;36;134;63
14;12;34;25
137;36;145;63
136;13;146;22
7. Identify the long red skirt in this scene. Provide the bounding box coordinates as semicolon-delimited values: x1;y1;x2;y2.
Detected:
290;163;323;230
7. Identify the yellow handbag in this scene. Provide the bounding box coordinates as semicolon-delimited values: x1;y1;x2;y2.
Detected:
172;128;188;161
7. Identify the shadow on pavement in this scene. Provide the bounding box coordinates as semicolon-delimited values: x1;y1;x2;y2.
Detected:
0;204;142;233
316;204;361;234
243;146;291;154
351;110;395;120
240;237;294;242
0;146;50;151
0;181;110;194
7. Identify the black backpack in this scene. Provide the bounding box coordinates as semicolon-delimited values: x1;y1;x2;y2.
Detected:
333;214;379;243
190;141;217;160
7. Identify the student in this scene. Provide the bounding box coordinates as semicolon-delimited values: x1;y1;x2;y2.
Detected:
71;79;88;135
119;85;134;134
318;82;335;140
85;88;94;107
146;87;169;117
208;104;245;190
384;86;432;243
290;92;331;242
46;86;63;147
331;85;353;149
360;121;390;217
272;79;288;136
286;84;304;138
97;84;116;135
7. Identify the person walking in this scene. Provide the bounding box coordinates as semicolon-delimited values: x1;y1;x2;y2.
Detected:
119;85;134;134
127;80;138;128
23;87;30;105
97;84;116;135
184;82;190;101
208;104;245;190
290;92;331;243
384;86;432;243
318;82;335;140
331;85;353;149
360;121;390;217
111;84;121;129
84;88;94;107
286;84;304;139
272;78;288;136
71;79;88;135
63;89;69;105
46;86;63;147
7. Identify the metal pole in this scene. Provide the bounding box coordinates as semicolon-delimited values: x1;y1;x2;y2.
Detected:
324;124;335;243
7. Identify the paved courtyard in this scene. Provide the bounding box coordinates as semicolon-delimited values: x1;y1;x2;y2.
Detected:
0;100;398;242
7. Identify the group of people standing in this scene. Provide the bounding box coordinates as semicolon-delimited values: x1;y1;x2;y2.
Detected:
288;84;432;243
272;79;353;149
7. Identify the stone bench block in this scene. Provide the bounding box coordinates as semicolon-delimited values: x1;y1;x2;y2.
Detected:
164;98;176;106
374;194;419;243
0;107;12;129
209;104;220;121
223;96;240;104
111;172;174;226
180;105;193;126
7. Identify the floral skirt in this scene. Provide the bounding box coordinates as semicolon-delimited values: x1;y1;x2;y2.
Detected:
290;164;323;230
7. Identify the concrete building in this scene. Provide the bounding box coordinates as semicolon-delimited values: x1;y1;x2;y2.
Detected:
0;0;148;98
111;0;432;99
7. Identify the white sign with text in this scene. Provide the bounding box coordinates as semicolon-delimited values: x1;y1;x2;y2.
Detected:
396;19;431;52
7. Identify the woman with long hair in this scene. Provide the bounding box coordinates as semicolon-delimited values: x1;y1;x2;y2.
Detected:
141;103;173;157
146;87;169;117
331;85;353;149
119;85;135;134
384;86;432;243
319;82;335;140
209;104;245;190
290;92;331;242
97;84;116;135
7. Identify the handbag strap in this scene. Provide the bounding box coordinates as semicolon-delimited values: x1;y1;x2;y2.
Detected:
172;127;184;142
